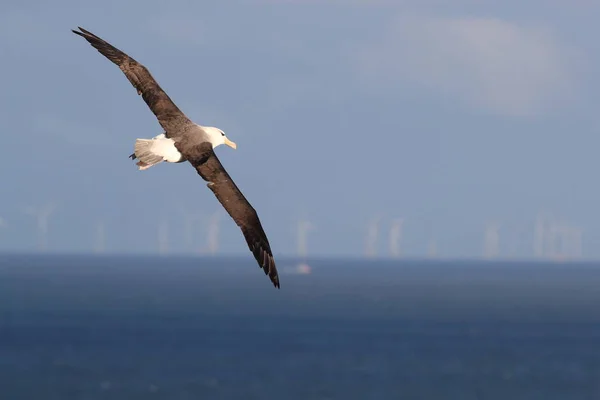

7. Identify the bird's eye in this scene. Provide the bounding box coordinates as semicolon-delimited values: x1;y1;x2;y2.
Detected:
221;132;225;136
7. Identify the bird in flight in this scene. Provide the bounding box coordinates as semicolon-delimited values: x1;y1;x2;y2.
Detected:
72;27;280;288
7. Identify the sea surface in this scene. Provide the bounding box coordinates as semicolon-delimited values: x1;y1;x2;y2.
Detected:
1;254;600;399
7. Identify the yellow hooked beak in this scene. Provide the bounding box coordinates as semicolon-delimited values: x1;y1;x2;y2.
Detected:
224;138;237;149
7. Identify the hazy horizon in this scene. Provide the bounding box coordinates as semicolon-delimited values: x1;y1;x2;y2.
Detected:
1;1;598;260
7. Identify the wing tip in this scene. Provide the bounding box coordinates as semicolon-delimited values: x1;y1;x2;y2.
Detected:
271;273;280;289
71;26;89;37
267;254;280;289
257;246;280;289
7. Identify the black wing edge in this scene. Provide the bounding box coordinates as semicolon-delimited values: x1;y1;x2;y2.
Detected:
241;226;280;289
71;26;129;66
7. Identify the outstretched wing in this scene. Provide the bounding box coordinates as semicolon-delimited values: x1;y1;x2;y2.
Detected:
72;26;191;134
182;142;280;289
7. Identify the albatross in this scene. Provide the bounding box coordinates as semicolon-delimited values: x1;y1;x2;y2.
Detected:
72;26;280;289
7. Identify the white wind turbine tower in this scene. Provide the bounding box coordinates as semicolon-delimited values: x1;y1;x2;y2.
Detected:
94;220;106;254
547;217;574;259
365;216;380;258
157;218;169;255
297;219;315;259
483;221;500;259
178;204;204;253
558;223;583;260
0;217;7;242
545;216;563;259
23;203;56;251
555;222;569;258
427;239;437;258
533;212;584;260
570;226;583;259
533;213;546;258
388;218;403;258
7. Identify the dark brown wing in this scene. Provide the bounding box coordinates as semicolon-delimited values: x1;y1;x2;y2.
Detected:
72;27;191;134
182;142;280;289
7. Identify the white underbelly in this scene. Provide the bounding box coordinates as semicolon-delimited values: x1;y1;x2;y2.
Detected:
153;137;184;163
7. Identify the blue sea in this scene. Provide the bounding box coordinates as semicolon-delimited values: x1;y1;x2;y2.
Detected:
1;254;600;399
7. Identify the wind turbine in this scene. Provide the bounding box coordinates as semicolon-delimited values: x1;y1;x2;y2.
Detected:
427;239;437;258
297;218;315;259
0;217;7;246
177;204;204;253
533;213;546;258
23;203;56;251
570;226;584;259
282;216;314;275
388;218;404;258
483;221;500;259
558;222;583;260
365;216;381;258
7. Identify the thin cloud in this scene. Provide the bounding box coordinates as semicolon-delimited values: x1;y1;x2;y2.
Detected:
353;14;581;117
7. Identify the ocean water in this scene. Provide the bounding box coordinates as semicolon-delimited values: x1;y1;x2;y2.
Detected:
1;254;600;399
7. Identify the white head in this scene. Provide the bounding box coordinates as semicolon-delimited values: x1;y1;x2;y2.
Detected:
203;126;237;150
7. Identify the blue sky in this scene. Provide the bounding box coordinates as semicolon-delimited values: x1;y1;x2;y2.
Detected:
1;0;599;259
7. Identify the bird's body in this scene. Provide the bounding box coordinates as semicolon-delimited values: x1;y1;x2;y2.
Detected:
72;26;280;288
129;132;184;170
128;127;230;170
